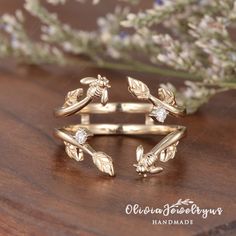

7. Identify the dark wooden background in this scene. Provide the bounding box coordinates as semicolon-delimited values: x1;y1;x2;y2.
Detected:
0;1;236;236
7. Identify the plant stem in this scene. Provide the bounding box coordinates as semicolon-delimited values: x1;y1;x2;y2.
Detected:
68;58;236;89
216;82;236;89
71;57;200;80
97;60;201;80
196;81;236;89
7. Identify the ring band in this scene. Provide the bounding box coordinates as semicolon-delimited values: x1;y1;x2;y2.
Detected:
54;75;187;177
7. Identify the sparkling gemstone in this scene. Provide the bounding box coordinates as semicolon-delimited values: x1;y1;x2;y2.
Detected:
151;106;168;122
75;129;87;144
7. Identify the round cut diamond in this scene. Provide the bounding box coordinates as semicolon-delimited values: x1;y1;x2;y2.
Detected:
151;106;168;123
75;129;88;144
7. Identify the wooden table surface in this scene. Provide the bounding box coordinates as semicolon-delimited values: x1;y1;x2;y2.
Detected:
0;1;236;236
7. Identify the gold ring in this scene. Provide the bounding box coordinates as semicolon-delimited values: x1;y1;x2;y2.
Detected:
54;75;187;177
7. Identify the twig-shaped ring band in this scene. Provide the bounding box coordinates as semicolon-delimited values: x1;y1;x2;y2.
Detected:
54;75;186;177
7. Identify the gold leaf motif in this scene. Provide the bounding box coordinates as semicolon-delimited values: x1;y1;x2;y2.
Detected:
63;88;83;107
64;142;84;161
92;152;114;176
127;77;150;100
159;141;179;162
158;87;176;105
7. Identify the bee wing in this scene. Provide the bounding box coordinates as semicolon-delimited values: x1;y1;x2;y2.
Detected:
80;77;97;85
101;89;108;105
149;166;163;174
136;145;144;162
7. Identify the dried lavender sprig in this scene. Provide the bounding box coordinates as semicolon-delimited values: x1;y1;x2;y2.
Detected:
0;11;64;64
153;34;203;75
162;0;236;37
25;0;103;61
121;0;196;29
189;15;236;81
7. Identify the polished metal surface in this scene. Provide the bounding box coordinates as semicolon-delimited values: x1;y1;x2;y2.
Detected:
54;75;187;177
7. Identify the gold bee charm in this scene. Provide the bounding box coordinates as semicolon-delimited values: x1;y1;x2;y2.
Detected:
80;74;110;105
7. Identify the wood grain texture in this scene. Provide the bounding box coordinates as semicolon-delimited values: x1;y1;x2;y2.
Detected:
0;1;236;236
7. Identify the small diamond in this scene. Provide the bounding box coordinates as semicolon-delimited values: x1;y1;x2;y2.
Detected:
75;129;88;144
151;106;168;122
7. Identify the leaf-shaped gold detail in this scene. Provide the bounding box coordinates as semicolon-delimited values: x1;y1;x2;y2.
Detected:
158;87;176;105
63;88;83;107
127;77;150;100
92;152;114;176
159;141;179;162
64;142;84;161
